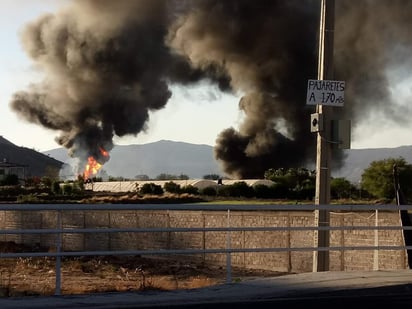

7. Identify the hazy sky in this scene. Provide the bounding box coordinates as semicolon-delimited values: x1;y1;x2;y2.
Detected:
1;0;412;152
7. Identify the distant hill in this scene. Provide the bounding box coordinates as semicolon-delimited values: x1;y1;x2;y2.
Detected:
43;139;412;183
333;145;412;183
0;136;63;178
43;140;224;179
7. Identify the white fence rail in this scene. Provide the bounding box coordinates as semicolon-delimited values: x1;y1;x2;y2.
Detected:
0;203;411;295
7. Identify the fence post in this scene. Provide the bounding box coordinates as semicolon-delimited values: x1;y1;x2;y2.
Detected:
226;209;232;284
55;210;62;295
373;209;379;270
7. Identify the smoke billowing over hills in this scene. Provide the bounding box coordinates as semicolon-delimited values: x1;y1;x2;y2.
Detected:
10;0;412;178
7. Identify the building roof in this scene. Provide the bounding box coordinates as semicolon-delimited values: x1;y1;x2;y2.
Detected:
219;179;275;187
0;136;63;177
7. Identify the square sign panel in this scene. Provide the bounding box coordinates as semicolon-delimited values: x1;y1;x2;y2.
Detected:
306;79;345;107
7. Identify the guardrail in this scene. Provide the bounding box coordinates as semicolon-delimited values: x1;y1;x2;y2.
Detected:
0;203;411;295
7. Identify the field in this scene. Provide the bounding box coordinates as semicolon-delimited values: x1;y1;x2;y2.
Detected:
0;241;285;297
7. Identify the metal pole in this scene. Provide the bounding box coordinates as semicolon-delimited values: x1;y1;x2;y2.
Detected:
226;209;232;283
313;0;335;272
373;209;379;270
55;210;62;295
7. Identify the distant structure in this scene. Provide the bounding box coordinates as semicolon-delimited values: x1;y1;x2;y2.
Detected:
0;159;27;183
90;179;275;193
0;136;63;179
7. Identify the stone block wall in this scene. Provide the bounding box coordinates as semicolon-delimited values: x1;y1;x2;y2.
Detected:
0;209;408;273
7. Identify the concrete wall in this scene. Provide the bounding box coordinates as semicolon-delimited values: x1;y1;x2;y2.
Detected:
0;209;408;273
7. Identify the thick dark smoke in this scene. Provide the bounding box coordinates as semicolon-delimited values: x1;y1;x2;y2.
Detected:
11;0;207;166
334;0;412;124
10;0;412;178
168;1;320;178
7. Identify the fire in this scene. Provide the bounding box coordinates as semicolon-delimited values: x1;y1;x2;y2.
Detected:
83;156;102;179
83;147;109;179
99;147;109;157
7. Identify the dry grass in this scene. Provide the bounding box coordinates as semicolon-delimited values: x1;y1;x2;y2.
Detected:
79;192;205;204
0;255;218;297
0;241;285;297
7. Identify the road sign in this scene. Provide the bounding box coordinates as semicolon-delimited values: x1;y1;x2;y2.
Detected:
306;79;345;107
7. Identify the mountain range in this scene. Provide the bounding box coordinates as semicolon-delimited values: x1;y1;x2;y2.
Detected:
42;139;412;183
43;140;224;180
333;146;412;183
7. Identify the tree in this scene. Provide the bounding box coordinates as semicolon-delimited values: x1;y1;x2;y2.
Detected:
203;174;220;180
254;184;274;198
40;176;53;189
1;174;19;186
135;174;150;181
226;181;255;198
62;183;73;195
156;173;177;180
178;174;189;180
51;181;62;195
164;181;181;194
181;185;199;195
265;168;315;187
330;177;356;199
264;167;316;200
155;173;189;180
361;157;412;200
139;183;164;195
201;186;217;196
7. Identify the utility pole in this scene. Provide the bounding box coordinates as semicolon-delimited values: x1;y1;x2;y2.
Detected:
313;0;335;272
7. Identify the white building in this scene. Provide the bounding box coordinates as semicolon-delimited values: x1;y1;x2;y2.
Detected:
88;179;274;193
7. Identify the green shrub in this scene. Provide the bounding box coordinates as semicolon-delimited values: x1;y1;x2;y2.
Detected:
139;183;164;195
201;186;217;196
17;194;39;203
181;185;199;195
164;181;181;194
253;184;274;198
1;174;19;186
62;184;73;195
226;182;255;198
51;181;62;195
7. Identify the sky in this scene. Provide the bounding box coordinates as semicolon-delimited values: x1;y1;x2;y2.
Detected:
1;0;412;153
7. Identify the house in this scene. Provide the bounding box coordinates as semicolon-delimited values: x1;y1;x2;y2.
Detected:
0;136;64;180
0;159;27;183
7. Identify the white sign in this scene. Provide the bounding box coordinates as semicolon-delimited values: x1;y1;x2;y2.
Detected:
306;79;345;107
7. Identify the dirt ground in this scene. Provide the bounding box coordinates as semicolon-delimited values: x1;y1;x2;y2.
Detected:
0;241;286;297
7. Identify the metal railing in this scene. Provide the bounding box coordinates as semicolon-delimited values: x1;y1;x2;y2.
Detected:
0;203;411;295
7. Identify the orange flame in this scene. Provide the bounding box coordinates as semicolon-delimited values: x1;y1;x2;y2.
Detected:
83;147;109;179
99;147;109;157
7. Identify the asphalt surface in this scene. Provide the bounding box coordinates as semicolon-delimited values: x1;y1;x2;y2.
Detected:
1;270;412;308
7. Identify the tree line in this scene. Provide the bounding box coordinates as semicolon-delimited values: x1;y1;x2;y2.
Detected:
130;157;412;202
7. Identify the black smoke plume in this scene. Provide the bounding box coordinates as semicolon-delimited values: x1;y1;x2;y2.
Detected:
10;0;207;168
168;1;320;178
10;0;412;178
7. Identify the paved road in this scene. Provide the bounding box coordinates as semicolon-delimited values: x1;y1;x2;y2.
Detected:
136;292;412;309
1;270;412;308
146;295;412;309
